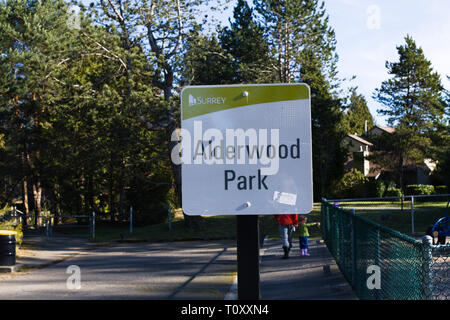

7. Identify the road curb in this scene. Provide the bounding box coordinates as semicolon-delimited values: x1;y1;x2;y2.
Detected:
0;266;18;273
0;240;111;276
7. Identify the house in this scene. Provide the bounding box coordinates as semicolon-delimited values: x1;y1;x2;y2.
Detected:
367;125;396;136
342;134;373;177
343;125;436;184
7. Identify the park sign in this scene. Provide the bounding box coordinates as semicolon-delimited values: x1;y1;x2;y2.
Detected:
176;84;313;216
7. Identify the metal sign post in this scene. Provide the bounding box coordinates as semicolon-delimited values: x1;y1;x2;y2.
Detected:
180;84;313;301
236;215;260;300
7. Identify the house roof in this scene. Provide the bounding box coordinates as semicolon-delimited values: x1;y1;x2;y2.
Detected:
346;134;373;146
373;125;395;134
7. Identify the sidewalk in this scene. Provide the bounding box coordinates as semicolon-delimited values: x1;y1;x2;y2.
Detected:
0;232;95;274
259;238;357;300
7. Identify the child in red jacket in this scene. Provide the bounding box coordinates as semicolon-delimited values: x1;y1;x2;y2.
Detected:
274;214;298;259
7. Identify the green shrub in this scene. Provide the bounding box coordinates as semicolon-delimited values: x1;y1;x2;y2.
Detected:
435;185;449;194
385;187;403;197
0;221;23;247
0;206;23;246
376;180;386;198
126;176;173;226
406;184;435;196
365;179;386;198
386;181;397;190
332;169;368;199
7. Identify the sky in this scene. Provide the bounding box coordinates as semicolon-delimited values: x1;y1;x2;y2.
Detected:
323;0;450;126
76;0;450;126
219;0;450;126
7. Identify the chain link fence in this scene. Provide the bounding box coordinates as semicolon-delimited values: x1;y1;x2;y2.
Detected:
322;199;449;300
0;207;95;239
328;194;450;237
430;245;449;300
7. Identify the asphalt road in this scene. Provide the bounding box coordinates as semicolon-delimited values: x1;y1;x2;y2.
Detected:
0;240;237;300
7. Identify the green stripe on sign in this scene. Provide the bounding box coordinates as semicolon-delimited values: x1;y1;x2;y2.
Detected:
181;84;310;120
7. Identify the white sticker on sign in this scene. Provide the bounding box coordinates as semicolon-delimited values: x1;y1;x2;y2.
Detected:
273;191;297;206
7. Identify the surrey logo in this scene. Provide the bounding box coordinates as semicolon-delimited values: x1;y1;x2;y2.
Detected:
189;94;197;106
188;94;226;107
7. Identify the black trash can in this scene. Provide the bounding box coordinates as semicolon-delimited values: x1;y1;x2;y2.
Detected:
0;231;17;266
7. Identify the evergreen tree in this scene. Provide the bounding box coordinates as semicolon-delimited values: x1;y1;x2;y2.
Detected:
0;0;83;224
0;0;170;226
183;25;233;85
373;35;447;190
430;89;450;188
219;0;277;83
345;90;374;136
93;0;230;227
374;35;445;130
252;0;346;199
254;0;338;84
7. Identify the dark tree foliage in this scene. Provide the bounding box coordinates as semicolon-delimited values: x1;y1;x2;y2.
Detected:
373;36;448;191
6;0;438;230
345;90;374;136
182;25;234;85
219;0;277;83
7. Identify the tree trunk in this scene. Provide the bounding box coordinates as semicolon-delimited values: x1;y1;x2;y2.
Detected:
27;184;35;222
86;174;94;215
119;178;125;222
166;126;203;228
109;172;115;223
22;179;29;226
32;180;42;227
21;150;29;226
401;157;405;207
52;187;62;226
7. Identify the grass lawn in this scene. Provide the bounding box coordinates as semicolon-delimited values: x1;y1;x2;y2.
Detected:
52;200;447;243
338;200;448;209
53;204;324;243
353;207;447;236
338;201;449;236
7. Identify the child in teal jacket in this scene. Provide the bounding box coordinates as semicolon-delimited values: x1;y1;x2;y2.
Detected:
298;215;320;256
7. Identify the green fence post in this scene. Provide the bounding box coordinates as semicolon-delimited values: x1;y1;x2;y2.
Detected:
321;199;327;244
351;209;356;287
375;227;381;300
339;209;343;265
410;196;415;236
326;202;330;245
321;199;328;245
422;235;433;300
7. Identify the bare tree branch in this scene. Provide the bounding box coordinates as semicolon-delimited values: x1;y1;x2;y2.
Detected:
106;0;125;23
82;32;128;70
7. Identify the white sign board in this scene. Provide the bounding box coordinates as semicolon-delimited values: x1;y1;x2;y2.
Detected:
177;84;313;216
